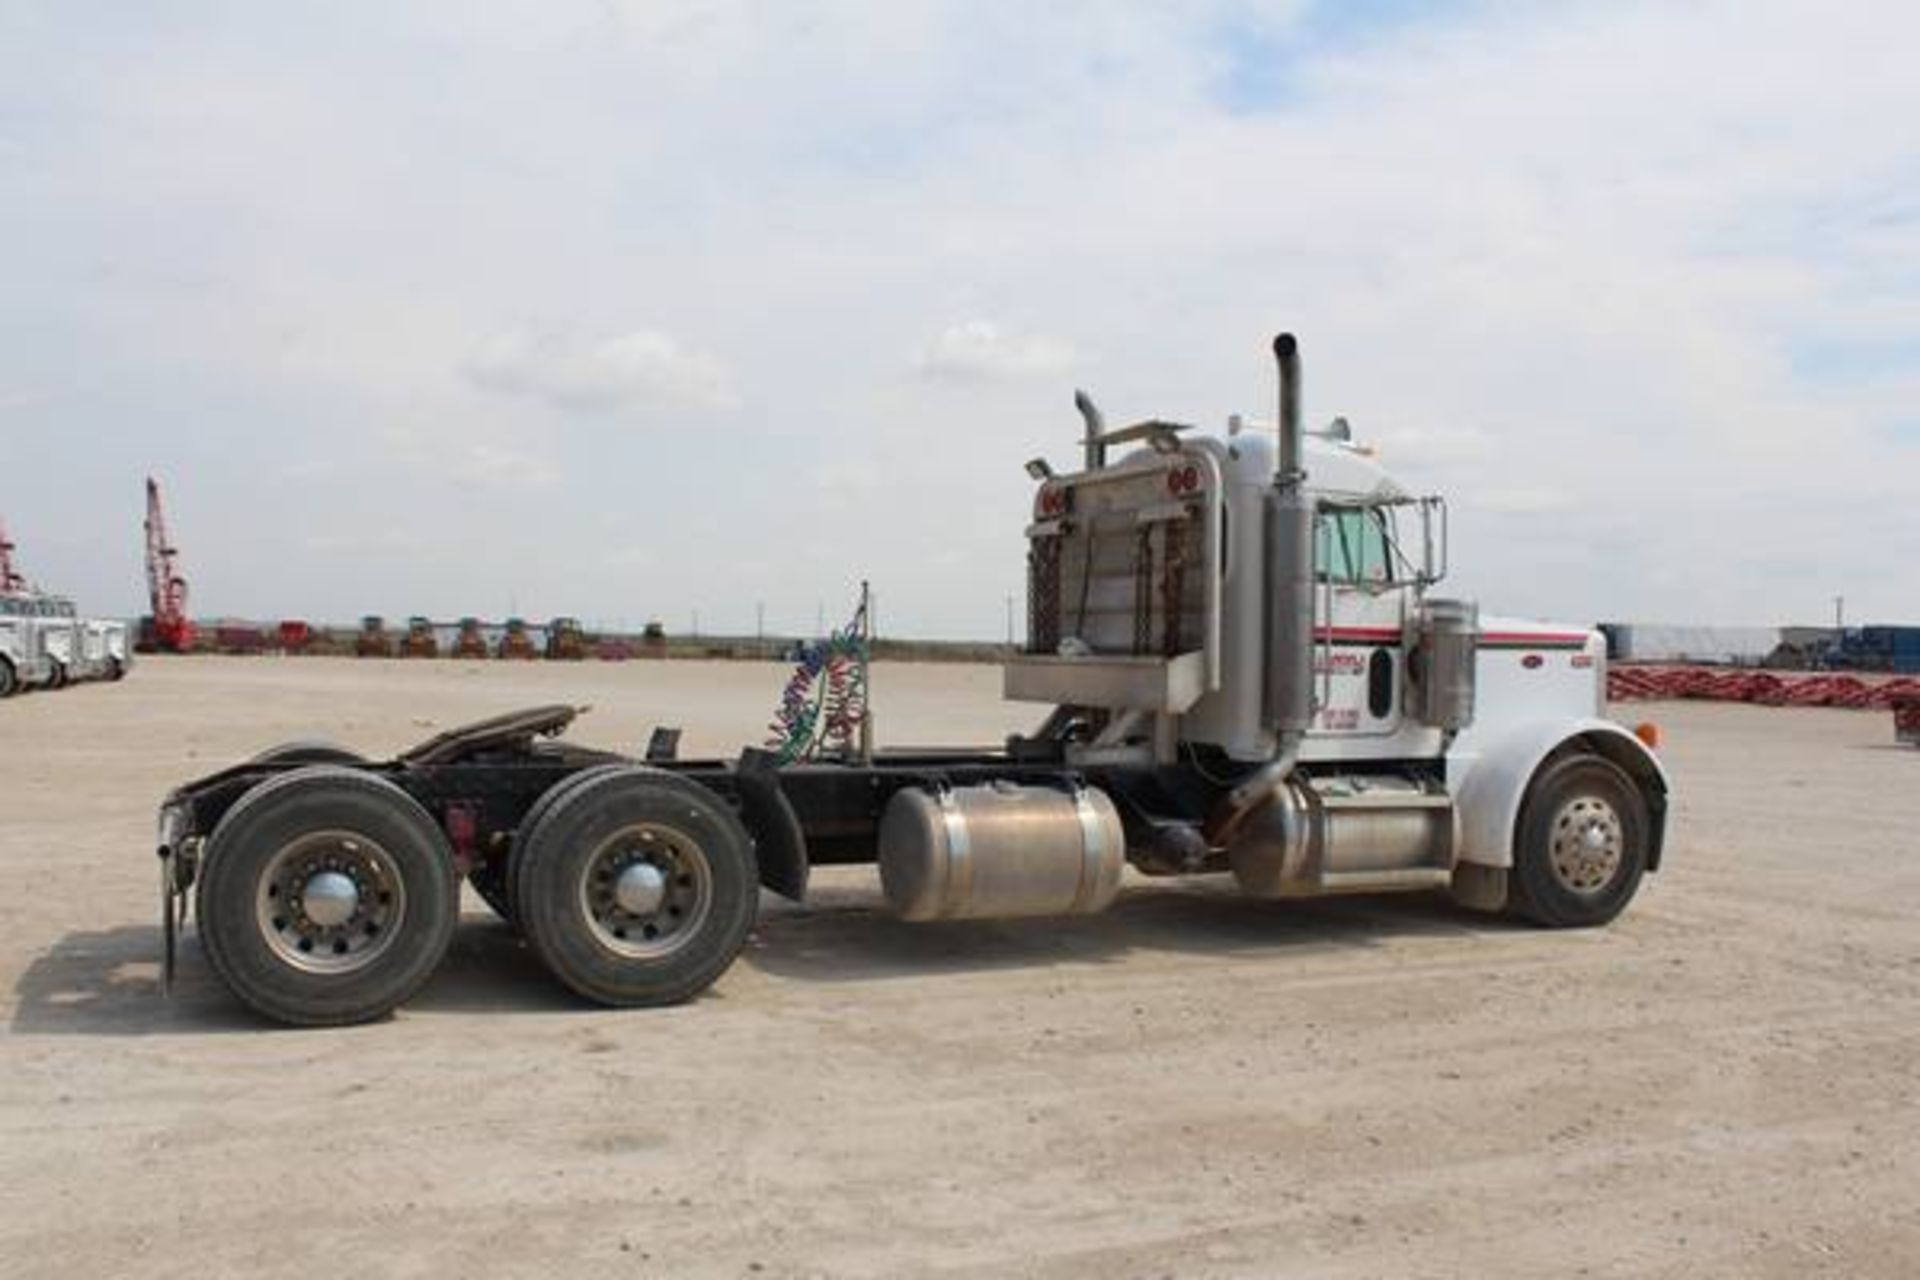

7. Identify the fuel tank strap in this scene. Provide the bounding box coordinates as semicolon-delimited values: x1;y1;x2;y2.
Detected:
1070;787;1109;913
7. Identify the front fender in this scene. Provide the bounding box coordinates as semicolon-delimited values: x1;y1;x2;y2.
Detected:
1449;718;1670;870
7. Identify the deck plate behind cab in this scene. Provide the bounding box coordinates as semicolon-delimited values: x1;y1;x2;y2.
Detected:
1003;650;1207;713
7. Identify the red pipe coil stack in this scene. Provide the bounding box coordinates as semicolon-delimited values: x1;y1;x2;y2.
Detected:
1608;666;1920;710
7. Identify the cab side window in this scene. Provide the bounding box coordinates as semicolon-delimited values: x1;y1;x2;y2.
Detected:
1316;506;1392;585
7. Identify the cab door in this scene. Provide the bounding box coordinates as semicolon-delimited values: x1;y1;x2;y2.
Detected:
1312;504;1409;741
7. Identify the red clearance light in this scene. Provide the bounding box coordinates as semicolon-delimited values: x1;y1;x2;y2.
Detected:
1167;465;1201;495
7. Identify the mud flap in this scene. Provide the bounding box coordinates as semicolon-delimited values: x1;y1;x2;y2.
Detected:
159;849;182;995
735;749;809;901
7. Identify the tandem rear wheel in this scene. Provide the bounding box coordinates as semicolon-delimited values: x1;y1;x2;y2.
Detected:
196;766;459;1026
512;767;759;1008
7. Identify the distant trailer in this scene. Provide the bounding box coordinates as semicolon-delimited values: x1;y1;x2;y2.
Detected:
217;626;266;655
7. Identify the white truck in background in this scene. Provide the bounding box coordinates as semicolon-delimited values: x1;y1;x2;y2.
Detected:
0;594;56;697
38;597;131;686
0;594;131;696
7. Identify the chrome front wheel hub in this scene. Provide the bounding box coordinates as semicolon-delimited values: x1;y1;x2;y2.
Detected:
579;822;713;960
1548;796;1624;895
256;831;406;974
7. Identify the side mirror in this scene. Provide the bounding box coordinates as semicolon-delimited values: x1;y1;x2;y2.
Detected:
1417;495;1449;586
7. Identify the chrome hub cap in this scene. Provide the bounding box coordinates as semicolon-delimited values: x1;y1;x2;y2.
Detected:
614;862;668;916
1548;796;1623;895
302;871;360;927
580;822;712;959
256;831;406;973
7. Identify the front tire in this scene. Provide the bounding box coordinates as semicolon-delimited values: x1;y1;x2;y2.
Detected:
514;767;758;1007
1508;754;1649;928
0;658;16;699
196;766;459;1026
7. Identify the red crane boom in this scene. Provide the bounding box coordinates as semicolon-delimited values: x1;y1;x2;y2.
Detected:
144;477;194;653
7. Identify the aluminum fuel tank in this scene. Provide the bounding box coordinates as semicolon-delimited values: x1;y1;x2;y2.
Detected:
878;782;1126;921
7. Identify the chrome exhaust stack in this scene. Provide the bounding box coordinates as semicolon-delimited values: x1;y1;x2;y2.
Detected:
1263;332;1315;742
1217;332;1316;835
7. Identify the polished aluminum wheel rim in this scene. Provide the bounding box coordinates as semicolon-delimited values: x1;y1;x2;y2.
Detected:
255;830;406;974
1548;796;1623;894
578;821;712;959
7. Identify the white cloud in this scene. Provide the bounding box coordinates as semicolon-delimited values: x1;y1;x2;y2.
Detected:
456;443;562;491
916;321;1077;382
465;328;739;413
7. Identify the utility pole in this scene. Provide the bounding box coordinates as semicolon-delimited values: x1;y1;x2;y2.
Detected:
1834;595;1845;629
1005;594;1015;647
756;601;765;646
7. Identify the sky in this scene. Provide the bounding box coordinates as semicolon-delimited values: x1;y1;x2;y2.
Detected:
2;0;1916;638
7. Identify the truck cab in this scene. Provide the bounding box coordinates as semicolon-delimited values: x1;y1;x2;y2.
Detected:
1006;335;1666;920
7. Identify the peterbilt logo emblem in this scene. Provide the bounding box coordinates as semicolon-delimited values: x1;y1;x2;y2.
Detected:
1521;654;1544;669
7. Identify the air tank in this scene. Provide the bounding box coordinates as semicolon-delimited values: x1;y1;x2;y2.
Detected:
878;782;1126;921
1413;598;1478;731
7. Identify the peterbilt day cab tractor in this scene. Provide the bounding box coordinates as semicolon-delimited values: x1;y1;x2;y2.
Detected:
155;333;1669;1026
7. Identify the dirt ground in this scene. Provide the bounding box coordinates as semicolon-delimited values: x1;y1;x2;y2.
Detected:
2;657;1917;1278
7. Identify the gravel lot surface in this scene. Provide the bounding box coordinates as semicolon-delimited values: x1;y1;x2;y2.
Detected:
3;657;1917;1278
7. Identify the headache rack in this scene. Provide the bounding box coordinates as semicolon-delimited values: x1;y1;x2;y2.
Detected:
1008;443;1222;713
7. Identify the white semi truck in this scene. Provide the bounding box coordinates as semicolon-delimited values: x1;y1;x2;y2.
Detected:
0;594;131;694
156;332;1668;1026
0;594;57;697
28;596;130;688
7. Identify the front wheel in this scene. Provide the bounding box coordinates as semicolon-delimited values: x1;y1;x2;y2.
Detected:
514;767;758;1007
195;766;459;1025
0;658;16;699
1508;754;1649;928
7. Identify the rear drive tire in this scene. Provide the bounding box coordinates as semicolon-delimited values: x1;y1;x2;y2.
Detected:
1508;754;1649;928
515;767;758;1007
196;766;459;1026
0;658;15;699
